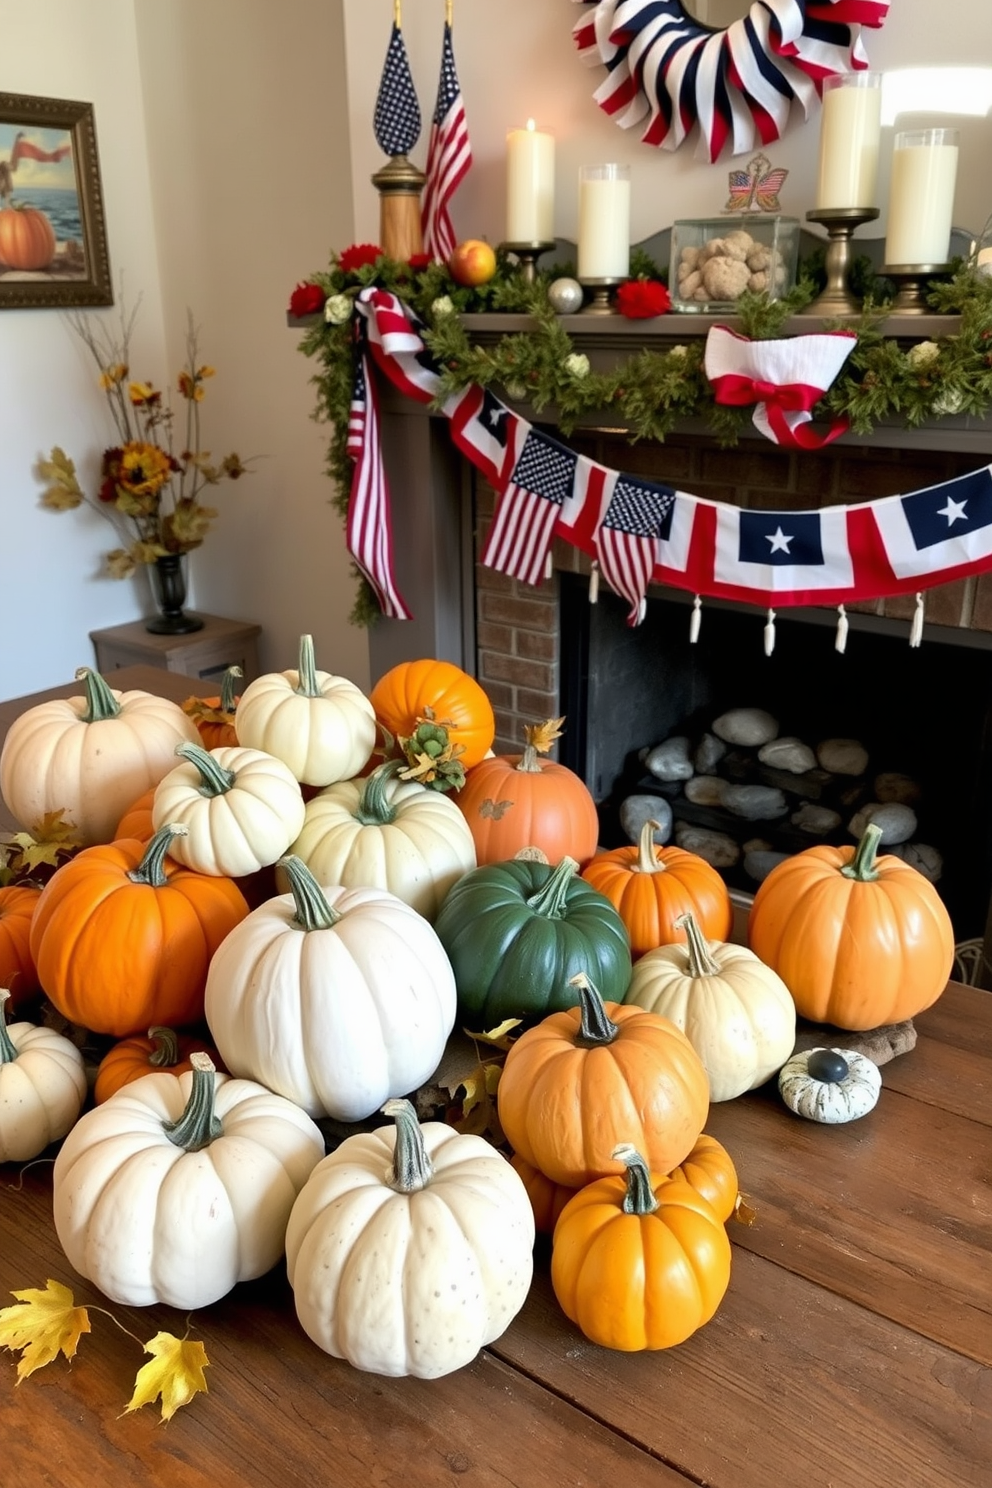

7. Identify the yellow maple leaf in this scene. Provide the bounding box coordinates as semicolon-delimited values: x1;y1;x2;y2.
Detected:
9;811;82;877
524;717;565;755
462;1018;522;1052
37;447;84;510
0;1279;91;1381
124;1331;210;1422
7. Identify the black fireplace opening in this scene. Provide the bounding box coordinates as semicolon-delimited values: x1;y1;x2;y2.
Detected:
558;572;992;944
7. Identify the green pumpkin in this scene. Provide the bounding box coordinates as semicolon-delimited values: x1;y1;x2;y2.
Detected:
434;855;632;1028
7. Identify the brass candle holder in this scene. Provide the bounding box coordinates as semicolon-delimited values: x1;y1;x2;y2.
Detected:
804;207;880;316
579;276;622;315
502;241;556;284
878;263;953;315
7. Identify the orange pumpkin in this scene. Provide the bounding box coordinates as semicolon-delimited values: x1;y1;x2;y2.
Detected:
550;1146;732;1351
668;1133;739;1224
581;818;733;958
29;824;249;1037
509;1153;579;1235
455;719;600;868
747;822;955;1031
369;658;495;770
93;1025;224;1104
497;972;710;1189
0;884;42;1010
0;205;56;270
181;666;242;750
114;787;156;842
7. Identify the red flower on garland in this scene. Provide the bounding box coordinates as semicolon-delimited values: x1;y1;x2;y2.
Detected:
616;278;671;320
337;243;384;274
288;282;325;317
406;253;432;272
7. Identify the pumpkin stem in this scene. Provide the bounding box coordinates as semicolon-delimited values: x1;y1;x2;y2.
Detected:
74;666;123;723
219;665;242;714
676;912;721;978
568;972;620;1046
162;1052;223;1151
294;634;321;698
634;819;666;875
841;822;883;882
175;740;237;797
147;1026;181;1069
382;1097;435;1193
525;855;580;920
355;759;405;825
612;1143;660;1216
0;990;18;1066
278;854;343;931
127;823;188;887
516;743;543;774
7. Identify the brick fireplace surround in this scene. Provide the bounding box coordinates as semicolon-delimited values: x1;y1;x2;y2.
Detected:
369;310;992;981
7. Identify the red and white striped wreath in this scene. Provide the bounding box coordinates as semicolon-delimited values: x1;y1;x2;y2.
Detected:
572;0;890;163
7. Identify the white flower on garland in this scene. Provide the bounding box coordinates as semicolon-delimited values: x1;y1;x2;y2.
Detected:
670;344;689;359
324;294;352;325
565;353;591;379
431;295;455;318
907;340;940;368
932;387;965;416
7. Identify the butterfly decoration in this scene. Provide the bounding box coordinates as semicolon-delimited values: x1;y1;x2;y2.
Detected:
725;153;789;214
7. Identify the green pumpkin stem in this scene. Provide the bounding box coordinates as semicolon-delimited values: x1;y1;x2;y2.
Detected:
75;666;123;723
278;854;343;930
0;991;19;1065
676;911;721;978
568;971;620;1046
219;665;242;714
163;1052;223;1151
612;1143;660;1216
525;855;580;920
127;823;188;887
841;822;883;882
355;759;404;825
635;819;666;874
175;740;237;796
382;1097;435;1193
147;1026;181;1069
294;634;321;698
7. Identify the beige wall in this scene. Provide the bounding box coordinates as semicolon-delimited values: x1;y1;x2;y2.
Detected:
3;0;991;699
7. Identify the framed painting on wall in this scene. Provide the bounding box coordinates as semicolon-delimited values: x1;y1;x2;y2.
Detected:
0;90;112;309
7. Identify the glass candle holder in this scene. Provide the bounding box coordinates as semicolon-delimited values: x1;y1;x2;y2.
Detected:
577;164;630;281
815;72;883;210
884;127;960;267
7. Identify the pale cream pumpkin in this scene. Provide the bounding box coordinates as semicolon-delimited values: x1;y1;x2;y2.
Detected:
624;911;796;1102
0;667;199;846
233;634;376;787
286;759;477;921
0;988;87;1162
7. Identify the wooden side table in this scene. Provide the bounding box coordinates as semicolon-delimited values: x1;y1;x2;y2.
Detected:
89;614;262;684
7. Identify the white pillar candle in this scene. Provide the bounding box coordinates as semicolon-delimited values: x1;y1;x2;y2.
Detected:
505;120;555;244
577;164;630;280
815;73;882;210
885;128;959;266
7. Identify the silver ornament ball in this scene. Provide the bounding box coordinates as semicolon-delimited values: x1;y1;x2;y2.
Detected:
548;277;584;315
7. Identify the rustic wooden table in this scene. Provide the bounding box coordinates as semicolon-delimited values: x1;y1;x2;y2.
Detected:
1;671;990;1487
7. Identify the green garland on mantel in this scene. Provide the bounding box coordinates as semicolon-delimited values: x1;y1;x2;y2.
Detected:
294;248;992;626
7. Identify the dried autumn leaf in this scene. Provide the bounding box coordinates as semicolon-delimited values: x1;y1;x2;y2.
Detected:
733;1192;758;1227
9;811;82;877
124;1331;210;1422
454;1062;504;1142
0;1279;91;1381
524;717;565;755
462;1018;522;1053
37;447;84;510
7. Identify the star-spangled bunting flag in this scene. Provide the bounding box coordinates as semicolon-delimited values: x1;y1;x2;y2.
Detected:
448;384;521;489
345;327;411;621
373;21;422;158
713;504;855;598
595;475;678;625
422;19;472;262
481;427;577;585
873;467;992;581
356;288;442;405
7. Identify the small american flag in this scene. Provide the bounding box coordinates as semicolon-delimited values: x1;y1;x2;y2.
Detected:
596;475;676;625
373;20;421;159
346;330;411;620
481;429;577;585
422;18;472;261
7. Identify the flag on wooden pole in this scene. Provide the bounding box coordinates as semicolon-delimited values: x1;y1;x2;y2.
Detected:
422;3;472;261
373;2;422;159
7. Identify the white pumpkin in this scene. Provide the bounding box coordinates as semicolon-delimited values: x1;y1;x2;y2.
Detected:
204;856;457;1122
52;1053;325;1309
778;1046;882;1123
286;1098;535;1378
0;989;87;1162
152;741;306;877
233;634;376;787
624;911;796;1102
287;759;477;921
0;667;200;846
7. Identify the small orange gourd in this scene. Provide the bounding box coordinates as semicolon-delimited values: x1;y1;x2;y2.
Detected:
509;1153;579;1236
370;658;495;771
0;885;42;1010
181;665;242;750
93;1025;224;1104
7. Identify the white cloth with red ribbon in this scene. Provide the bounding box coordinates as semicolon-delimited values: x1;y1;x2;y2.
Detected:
704;324;857;449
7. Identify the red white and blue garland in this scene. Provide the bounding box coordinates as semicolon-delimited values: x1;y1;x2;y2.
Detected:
348;289;992;649
572;0;890;162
